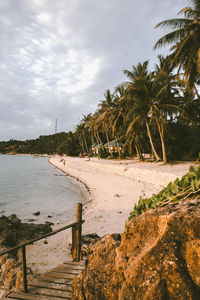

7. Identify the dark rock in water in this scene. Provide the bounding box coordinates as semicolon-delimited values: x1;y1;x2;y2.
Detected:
0;214;52;250
73;198;200;299
45;221;54;226
33;211;40;216
24;218;36;222
9;214;21;226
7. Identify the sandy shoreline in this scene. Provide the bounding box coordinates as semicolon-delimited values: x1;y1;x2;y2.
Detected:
27;156;193;274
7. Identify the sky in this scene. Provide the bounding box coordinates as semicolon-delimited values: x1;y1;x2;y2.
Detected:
0;0;189;141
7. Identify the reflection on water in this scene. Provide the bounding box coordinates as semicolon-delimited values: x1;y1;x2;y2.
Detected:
0;155;84;224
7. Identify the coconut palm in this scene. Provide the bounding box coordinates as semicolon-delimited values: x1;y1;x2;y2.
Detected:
97;89;114;153
154;0;200;89
124;62;162;161
151;55;180;162
82;114;95;147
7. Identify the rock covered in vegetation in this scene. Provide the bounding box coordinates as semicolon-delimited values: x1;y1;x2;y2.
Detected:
0;214;52;292
73;198;200;299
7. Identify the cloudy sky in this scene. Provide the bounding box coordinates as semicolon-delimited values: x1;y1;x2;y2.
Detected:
0;0;188;141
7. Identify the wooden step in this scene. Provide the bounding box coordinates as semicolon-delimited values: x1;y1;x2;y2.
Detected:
5;290;70;300
29;280;72;291
4;260;84;300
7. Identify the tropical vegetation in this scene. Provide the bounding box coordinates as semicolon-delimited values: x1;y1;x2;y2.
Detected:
128;164;200;220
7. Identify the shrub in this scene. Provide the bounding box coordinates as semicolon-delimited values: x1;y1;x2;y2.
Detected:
128;165;200;221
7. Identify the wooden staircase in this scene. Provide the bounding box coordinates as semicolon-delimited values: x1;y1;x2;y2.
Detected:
4;260;85;300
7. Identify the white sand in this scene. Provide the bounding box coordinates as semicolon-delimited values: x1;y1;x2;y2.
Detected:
27;156;193;274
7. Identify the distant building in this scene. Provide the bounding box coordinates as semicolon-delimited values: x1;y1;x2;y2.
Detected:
91;143;103;154
104;139;124;153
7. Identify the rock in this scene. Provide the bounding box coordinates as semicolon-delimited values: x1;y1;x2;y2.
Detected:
33;211;40;216
73;234;121;300
45;221;54;226
0;255;32;291
0;214;53;291
67;233;101;257
8;214;21;226
0;215;52;249
114;194;120;198
81;234;101;256
24;219;36;222
72;198;200;299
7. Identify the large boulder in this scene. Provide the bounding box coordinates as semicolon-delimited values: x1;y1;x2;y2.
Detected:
73;198;200;299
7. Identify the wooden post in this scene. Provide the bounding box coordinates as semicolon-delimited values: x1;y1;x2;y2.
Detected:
21;246;28;293
72;203;82;262
76;203;82;262
71;225;76;261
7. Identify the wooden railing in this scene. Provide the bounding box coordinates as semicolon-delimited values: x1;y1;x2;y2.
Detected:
0;203;84;293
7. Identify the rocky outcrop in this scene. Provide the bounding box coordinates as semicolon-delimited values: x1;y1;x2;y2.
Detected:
0;214;52;250
0;214;52;292
73;198;200;299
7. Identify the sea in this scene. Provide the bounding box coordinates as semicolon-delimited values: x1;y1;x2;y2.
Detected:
0;155;85;224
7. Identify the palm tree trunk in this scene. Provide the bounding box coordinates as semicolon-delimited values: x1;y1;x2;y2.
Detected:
155;117;167;163
78;134;85;154
94;134;99;144
105;129;111;154
91;131;95;146
135;136;144;161
97;131;102;145
145;120;161;161
83;133;88;153
115;136;121;159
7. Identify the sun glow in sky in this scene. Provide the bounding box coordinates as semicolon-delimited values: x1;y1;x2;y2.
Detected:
0;0;188;140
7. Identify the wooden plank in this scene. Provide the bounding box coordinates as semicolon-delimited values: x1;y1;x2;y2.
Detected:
49;268;80;275
44;272;76;279
6;291;69;300
53;264;84;271
21;286;71;298
38;276;72;284
29;280;72;291
4;261;85;300
63;260;85;266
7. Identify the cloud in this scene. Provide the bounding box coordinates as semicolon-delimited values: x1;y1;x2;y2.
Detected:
0;0;189;140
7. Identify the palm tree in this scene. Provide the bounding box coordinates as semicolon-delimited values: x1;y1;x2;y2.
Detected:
82;114;95;147
97;89;114;153
75;124;86;154
151;55;180;162
124;62;162;161
154;0;200;89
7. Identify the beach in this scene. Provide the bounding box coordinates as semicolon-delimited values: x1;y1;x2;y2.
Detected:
27;156;193;273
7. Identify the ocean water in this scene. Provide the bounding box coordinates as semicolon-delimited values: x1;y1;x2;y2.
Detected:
0;155;85;224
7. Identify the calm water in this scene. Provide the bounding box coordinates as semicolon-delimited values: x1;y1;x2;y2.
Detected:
0;155;85;224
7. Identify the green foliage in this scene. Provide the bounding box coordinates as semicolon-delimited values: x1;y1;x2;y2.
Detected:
0;132;81;156
98;147;109;158
128;165;200;221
